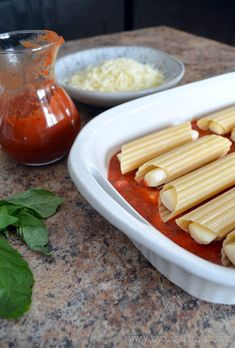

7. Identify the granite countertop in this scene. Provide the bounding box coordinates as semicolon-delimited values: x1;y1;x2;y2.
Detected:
1;26;235;348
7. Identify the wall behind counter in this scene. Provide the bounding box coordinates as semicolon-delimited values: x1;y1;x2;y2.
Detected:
0;0;234;45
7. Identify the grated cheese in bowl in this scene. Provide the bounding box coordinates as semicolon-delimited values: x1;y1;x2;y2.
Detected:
68;58;165;93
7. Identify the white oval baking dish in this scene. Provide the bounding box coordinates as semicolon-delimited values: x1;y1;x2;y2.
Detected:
68;72;235;304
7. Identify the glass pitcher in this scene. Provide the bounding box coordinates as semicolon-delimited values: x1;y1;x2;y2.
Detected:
0;30;81;165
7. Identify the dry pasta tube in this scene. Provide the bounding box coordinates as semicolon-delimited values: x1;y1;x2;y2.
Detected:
221;230;235;267
158;153;235;222
135;135;231;186
176;188;235;244
119;122;199;174
197;105;235;135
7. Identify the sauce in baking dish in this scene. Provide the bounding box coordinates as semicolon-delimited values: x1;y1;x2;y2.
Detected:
108;122;235;265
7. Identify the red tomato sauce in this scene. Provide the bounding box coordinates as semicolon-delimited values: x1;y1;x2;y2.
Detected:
108;122;235;265
1;84;80;164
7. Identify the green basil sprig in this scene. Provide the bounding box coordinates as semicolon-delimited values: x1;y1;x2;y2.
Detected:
0;188;64;319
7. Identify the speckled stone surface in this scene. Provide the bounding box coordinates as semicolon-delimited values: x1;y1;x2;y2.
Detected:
1;26;235;348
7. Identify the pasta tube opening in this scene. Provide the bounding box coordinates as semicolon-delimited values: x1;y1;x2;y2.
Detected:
208;121;224;135
221;230;235;267
144;168;167;187
160;187;177;212
176;188;235;244
197;105;235;135
188;223;216;244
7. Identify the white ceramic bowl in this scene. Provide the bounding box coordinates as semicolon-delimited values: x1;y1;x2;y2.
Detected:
56;46;185;106
68;72;235;304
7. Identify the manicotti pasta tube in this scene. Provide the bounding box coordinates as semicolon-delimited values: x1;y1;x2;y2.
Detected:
176;188;235;245
135;135;231;186
221;230;235;267
158;152;235;222
118;122;199;174
197;105;235;135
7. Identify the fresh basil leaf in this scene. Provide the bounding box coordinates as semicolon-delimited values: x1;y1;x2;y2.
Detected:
0;213;18;229
14;209;43;227
17;225;51;255
14;210;51;255
7;188;64;218
0;203;22;216
0;238;34;319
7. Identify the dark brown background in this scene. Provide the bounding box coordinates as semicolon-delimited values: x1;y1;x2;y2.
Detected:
0;0;235;44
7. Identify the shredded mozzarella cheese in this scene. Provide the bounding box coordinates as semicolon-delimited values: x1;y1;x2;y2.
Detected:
68;58;164;92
